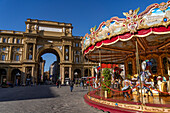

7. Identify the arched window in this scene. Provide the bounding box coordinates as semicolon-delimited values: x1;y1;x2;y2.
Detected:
17;48;20;51
65;45;69;61
76;56;79;63
2;55;5;61
16;55;20;61
163;57;170;74
3;47;6;51
128;61;132;75
3;38;6;43
13;38;16;43
150;58;157;74
8;38;10;43
17;39;20;44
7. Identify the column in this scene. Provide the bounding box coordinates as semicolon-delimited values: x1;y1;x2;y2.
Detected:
22;67;26;85
159;56;163;75
69;45;71;61
69;67;72;80
132;59;136;75
8;46;12;61
24;44;28;60
62;45;65;61
61;66;64;84
34;65;38;85
32;43;35;61
7;68;11;81
32;66;35;85
82;68;84;77
92;67;94;77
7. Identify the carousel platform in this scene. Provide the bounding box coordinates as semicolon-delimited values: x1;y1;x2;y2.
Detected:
84;90;170;113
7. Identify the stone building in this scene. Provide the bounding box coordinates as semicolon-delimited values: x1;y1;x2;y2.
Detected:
0;19;95;85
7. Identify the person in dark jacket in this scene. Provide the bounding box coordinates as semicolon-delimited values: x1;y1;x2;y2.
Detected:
70;80;74;92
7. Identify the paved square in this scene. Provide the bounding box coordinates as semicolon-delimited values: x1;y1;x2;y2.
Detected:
0;85;103;113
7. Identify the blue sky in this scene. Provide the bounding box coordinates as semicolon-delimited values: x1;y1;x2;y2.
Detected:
0;0;167;71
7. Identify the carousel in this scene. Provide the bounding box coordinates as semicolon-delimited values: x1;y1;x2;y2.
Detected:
82;1;170;113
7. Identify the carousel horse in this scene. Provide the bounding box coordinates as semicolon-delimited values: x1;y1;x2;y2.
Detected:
122;78;131;98
94;68;101;88
137;60;153;96
112;67;123;90
144;77;153;96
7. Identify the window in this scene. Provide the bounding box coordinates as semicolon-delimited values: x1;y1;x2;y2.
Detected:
17;39;20;44
76;43;79;47
150;58;157;74
29;55;32;60
8;38;10;43
128;61;132;75
2;55;5;61
3;47;6;51
76;56;79;63
13;38;16;43
17;48;20;51
65;48;68;53
27;43;33;60
3;38;6;43
76;51;79;54
162;57;170;74
16;55;20;61
65;45;69;61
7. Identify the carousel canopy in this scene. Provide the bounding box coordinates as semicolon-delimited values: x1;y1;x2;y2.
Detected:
81;1;170;64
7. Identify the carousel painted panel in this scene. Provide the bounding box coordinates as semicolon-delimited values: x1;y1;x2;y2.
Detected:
82;1;170;54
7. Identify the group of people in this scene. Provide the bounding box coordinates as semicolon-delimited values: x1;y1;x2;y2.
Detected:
55;79;88;92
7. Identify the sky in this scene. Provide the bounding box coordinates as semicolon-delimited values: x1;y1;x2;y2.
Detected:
0;0;167;71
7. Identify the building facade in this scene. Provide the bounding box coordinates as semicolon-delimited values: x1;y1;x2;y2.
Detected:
0;19;95;85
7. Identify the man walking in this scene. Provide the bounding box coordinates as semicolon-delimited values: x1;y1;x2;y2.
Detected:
70;80;74;92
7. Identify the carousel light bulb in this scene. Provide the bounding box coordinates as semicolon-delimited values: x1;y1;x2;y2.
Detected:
163;17;167;22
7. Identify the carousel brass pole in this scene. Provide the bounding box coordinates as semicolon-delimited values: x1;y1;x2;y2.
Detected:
88;54;90;93
166;45;169;74
99;49;102;97
136;39;143;111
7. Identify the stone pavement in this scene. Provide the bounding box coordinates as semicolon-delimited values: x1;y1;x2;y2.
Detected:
0;85;104;113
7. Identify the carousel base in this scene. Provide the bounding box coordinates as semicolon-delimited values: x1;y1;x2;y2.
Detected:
84;91;170;113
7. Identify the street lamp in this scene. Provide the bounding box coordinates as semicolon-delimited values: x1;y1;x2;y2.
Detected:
16;72;20;76
74;72;78;78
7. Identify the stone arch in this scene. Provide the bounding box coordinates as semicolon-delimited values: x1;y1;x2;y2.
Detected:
36;46;63;62
0;68;7;85
36;47;62;83
11;68;21;85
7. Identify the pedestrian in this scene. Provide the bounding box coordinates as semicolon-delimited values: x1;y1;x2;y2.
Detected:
58;79;61;88
56;79;59;88
70;80;74;92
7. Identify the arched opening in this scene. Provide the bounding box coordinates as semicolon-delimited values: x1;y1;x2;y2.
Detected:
150;58;157;74
84;69;91;77
11;69;21;86
74;69;81;78
37;48;60;84
128;61;133;76
0;69;7;85
162;57;170;75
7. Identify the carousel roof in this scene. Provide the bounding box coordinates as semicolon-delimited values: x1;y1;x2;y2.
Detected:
81;1;170;64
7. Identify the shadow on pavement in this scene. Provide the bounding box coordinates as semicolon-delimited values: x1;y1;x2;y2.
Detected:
0;85;59;102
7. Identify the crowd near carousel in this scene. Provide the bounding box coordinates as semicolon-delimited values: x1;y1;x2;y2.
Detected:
82;1;170;113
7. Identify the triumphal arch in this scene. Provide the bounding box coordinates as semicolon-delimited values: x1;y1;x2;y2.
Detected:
0;19;95;85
